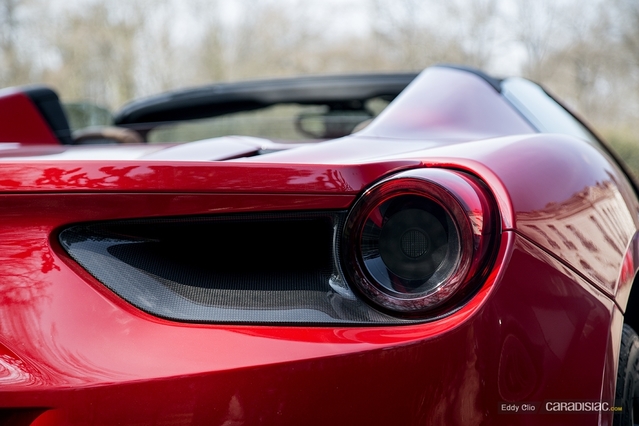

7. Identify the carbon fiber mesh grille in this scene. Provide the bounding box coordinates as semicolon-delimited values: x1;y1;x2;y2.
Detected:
59;211;410;325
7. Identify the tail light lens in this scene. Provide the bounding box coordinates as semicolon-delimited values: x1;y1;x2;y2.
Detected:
342;168;497;315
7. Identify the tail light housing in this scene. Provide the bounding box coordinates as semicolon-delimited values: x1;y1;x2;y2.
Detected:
342;168;497;315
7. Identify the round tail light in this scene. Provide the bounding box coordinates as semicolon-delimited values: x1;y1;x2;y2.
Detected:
342;168;497;315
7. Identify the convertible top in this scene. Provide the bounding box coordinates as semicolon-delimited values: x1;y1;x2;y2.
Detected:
113;73;418;126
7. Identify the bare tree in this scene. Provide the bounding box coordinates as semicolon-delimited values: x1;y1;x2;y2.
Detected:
368;0;501;71
0;0;636;166
224;0;325;79
613;0;639;67
510;0;568;81
0;0;34;86
442;0;501;70
369;0;441;70
43;1;143;108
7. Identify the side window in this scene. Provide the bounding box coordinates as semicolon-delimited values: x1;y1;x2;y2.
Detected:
501;77;600;146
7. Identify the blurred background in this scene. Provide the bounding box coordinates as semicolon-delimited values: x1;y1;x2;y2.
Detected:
1;0;638;168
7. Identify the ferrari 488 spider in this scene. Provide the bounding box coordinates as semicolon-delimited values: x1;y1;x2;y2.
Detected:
1;65;638;425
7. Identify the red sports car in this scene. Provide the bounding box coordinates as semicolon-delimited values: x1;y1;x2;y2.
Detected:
0;65;637;425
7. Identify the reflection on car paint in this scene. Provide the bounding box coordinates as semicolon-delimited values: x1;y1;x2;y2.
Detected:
518;179;636;296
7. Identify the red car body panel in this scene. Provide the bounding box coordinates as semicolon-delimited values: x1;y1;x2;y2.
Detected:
0;67;637;425
0;228;617;425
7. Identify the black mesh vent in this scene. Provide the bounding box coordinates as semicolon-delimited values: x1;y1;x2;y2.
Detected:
59;211;410;325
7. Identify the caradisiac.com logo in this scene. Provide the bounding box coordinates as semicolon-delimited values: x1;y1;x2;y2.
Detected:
499;401;623;414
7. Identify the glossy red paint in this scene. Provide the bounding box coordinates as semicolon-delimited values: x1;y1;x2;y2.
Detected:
0;140;632;424
0;143;631;425
442;133;639;298
0;218;617;425
271;132;639;299
2;66;637;425
614;232;639;311
0;89;59;145
312;136;636;301
8;132;634;301
0;159;419;194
